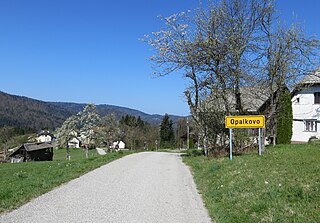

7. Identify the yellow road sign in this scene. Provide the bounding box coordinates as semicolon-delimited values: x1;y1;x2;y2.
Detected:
225;115;265;129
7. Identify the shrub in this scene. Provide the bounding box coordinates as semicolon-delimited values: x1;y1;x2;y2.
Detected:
277;87;293;144
187;149;204;157
308;136;320;144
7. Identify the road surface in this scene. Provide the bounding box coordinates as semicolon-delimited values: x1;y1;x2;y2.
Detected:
0;152;211;223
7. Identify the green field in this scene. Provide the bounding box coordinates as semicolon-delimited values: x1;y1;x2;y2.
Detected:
183;144;320;223
0;148;133;214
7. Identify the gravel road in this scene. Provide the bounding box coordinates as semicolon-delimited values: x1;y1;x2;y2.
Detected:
0;152;211;223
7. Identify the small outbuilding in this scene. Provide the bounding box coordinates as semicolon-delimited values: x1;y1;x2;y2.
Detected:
112;141;126;150
9;143;54;162
68;137;81;148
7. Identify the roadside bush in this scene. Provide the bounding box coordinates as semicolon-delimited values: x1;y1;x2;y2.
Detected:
160;141;175;149
233;129;255;154
187;149;204;157
308;136;320;144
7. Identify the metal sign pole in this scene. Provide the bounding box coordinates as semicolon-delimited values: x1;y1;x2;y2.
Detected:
229;128;233;160
258;128;262;156
225;115;265;160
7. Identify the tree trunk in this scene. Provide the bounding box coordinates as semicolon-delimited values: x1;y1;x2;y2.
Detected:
66;145;70;161
203;128;209;156
85;145;89;159
4;142;7;161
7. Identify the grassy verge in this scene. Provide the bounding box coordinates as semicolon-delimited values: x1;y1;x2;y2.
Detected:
183;144;320;223
0;148;134;214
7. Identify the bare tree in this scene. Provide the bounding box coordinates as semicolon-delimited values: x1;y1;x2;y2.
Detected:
258;3;320;143
97;114;121;149
145;0;270;153
145;0;320;152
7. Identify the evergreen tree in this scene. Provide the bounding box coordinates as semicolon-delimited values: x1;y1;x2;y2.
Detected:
160;114;174;147
276;87;293;144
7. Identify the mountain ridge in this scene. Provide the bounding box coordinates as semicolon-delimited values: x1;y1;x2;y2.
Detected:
0;91;184;131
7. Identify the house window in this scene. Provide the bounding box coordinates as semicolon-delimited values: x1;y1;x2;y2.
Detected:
304;120;317;132
314;92;320;104
296;97;300;103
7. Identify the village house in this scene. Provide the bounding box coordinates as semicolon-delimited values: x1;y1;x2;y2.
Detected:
111;141;126;150
68;137;81;148
291;70;320;143
201;72;320;145
37;130;54;143
9;142;54;162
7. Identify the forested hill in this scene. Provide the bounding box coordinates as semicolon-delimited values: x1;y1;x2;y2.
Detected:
49;102;169;125
0;91;184;131
0;91;73;131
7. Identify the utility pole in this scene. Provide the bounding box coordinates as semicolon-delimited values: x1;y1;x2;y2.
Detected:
187;117;190;150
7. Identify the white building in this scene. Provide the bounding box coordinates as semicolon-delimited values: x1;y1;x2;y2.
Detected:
112;141;126;150
68;137;81;148
291;71;320;143
37;130;53;143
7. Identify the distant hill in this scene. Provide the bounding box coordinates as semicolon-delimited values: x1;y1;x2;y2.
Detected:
0;91;184;131
0;91;72;131
49;102;169;125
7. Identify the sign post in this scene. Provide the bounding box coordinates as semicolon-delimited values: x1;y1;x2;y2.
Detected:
258;128;262;156
229;128;233;161
225;115;265;129
225;115;265;160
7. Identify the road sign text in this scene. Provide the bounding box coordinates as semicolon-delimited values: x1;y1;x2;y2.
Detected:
225;115;265;128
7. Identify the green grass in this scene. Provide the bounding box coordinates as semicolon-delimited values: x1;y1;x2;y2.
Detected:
53;147;97;161
0;148;134;214
183;144;320;223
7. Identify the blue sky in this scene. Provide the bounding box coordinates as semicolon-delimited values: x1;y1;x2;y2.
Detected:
0;0;319;116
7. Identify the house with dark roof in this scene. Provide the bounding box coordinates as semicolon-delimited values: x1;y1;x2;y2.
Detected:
206;86;270;114
291;69;320;142
9;143;53;162
37;130;54;143
203;86;270;147
203;77;320;144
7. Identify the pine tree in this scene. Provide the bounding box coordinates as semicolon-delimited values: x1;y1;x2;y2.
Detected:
276;87;293;144
160;114;174;148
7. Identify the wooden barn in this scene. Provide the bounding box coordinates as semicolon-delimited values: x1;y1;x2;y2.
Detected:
9;143;53;162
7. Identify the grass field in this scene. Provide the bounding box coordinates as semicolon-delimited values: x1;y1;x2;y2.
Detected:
183;144;320;223
0;148;133;214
